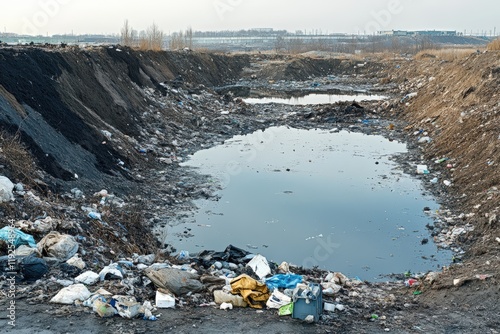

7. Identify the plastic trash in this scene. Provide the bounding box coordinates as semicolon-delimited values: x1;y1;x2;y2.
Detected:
14;244;39;257
195;244;251;267
246;254;271;279
142;309;157;321
404;278;419;287
37;231;79;261
266;289;292;309
265;273;303;291
75;271;100;285
220;302;233;310
111;295;141;319
135;254;155;265
292;283;323;322
66;255;86;270
304;315;315;323
87;212;102;220
321;281;342;295
0;227;37;248
277;261;289;273
416;165;429;174
18;216;55;234
50;284;91;304
230;274;270;309
155;289;175;308
177;250;190;261
323;302;336;312
93;298;117;318
400;92;417;103
335;304;346;311
56;279;75;287
418;136;432;144
99;263;124;281
279;302;294;316
213;290;247;307
20;255;48;281
141;301;158;320
145;268;204;296
0;175;14;202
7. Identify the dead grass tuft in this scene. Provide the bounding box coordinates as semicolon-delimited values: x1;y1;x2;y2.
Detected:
415;48;477;61
0;131;37;184
487;38;500;50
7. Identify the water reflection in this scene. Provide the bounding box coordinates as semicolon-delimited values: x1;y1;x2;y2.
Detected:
166;127;451;281
244;93;387;105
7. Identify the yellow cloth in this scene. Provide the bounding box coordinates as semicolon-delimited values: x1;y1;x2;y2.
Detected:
230;274;270;309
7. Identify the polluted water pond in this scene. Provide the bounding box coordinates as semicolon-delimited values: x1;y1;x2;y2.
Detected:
244;93;387;105
166;127;451;280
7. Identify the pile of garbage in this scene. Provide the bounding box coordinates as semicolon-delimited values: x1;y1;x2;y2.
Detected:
1;195;401;325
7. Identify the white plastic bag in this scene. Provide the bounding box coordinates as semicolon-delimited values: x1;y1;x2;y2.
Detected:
246;254;271;279
50;284;91;304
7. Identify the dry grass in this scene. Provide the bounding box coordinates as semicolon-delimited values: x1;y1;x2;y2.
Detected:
416;48;478;61
487;38;500;50
0;131;37;184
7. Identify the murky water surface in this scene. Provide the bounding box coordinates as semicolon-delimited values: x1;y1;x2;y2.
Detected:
166;127;451;280
244;93;387;105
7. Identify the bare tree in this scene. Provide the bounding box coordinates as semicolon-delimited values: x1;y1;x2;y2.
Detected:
169;28;193;50
138;30;148;50
147;23;164;51
120;19;133;46
185;27;193;49
170;31;184;50
274;35;285;53
287;37;305;54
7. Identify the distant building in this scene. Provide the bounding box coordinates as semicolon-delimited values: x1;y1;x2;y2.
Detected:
378;30;457;37
251;28;274;33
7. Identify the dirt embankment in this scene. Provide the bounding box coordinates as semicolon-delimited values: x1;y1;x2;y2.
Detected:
0;46;249;193
386;52;500;261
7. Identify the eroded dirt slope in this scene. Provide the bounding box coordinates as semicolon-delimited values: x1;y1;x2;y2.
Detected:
0;46;249;192
388;52;499;261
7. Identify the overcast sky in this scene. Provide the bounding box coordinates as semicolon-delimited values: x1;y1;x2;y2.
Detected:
2;0;499;36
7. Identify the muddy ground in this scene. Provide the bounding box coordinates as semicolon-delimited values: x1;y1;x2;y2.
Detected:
0;47;499;333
